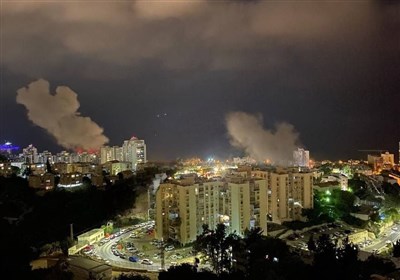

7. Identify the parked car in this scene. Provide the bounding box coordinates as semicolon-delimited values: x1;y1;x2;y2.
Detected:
129;256;139;262
165;245;175;251
141;259;153;265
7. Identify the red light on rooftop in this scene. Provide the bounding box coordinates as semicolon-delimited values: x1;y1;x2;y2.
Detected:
75;148;98;154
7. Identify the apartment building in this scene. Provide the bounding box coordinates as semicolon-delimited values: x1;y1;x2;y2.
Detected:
251;170;313;223
155;177;268;244
155;169;313;244
100;137;146;170
223;176;268;237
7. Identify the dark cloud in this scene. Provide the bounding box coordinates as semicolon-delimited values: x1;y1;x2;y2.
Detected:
1;1;399;160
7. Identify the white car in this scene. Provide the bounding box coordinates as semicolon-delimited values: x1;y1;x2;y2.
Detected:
165;245;175;251
141;259;153;265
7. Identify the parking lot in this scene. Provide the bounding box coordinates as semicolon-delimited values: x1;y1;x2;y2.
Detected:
79;220;197;271
285;221;400;256
285;222;367;252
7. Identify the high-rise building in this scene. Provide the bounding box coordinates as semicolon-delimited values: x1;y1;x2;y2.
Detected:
155;177;268;244
381;152;394;167
293;148;310;168
368;152;394;172
155;169;313;244
22;144;38;163
252;170;313;223
37;150;53;164
100;146;123;164
122;137;146;170
100;137;146;170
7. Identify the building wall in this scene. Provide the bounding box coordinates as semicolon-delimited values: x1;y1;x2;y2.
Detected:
293;148;310;168
155;177;283;244
155;178;269;244
59;173;83;186
259;179;268;233
28;173;55;190
68;257;112;280
253;170;313;224
0;162;13;177
77;228;105;245
123;139;147;170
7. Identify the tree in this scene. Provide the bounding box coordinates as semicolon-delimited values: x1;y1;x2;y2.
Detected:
159;263;197;280
114;273;150;280
312;234;339;280
194;224;239;274
241;228;305;280
307;234;317;252
159;263;219;280
360;255;396;279
337;237;360;280
392;240;400;257
46;158;52;174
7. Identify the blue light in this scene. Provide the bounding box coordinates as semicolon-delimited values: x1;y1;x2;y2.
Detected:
0;142;20;151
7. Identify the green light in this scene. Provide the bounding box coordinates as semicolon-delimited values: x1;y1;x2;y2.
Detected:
326;190;331;195
325;197;330;203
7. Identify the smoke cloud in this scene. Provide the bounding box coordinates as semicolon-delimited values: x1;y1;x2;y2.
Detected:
16;79;109;150
226;112;300;165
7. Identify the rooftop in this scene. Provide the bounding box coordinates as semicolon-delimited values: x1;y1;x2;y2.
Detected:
78;228;103;238
68;256;111;273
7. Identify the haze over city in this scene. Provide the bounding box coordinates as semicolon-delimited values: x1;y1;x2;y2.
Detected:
1;1;399;161
2;2;400;280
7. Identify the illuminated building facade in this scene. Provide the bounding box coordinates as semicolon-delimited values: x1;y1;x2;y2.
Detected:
100;137;146;170
251;170;313;223
102;160;132;175
122;137;146;170
368;152;394;172
22;144;38;164
28;173;55;190
100;146;123;164
293;148;310;168
155;177;269;244
0;162;13;177
381;152;395;168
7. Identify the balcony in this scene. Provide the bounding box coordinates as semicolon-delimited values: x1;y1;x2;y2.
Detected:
169;216;181;227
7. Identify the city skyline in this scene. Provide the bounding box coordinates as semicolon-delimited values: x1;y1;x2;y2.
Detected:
1;1;399;161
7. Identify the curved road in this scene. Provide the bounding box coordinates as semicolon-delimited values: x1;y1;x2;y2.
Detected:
363;226;400;254
92;221;198;271
95;222;163;271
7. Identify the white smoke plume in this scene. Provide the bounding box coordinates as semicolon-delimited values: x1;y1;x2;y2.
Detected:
16;79;109;150
226;112;300;165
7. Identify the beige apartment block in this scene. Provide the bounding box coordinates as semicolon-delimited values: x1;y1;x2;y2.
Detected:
252;170;313;223
155;177;269;244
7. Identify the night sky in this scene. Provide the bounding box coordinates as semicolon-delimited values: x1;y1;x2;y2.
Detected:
1;1;399;161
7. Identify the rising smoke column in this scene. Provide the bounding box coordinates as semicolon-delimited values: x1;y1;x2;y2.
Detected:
226;112;300;165
16;79;109;150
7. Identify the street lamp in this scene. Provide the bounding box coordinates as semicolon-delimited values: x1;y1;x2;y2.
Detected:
148;188;151;221
160;238;165;271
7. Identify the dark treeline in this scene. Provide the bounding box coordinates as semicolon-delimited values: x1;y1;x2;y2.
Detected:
159;224;397;280
0;174;143;278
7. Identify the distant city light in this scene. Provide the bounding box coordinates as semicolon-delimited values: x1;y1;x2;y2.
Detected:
0;142;20;152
